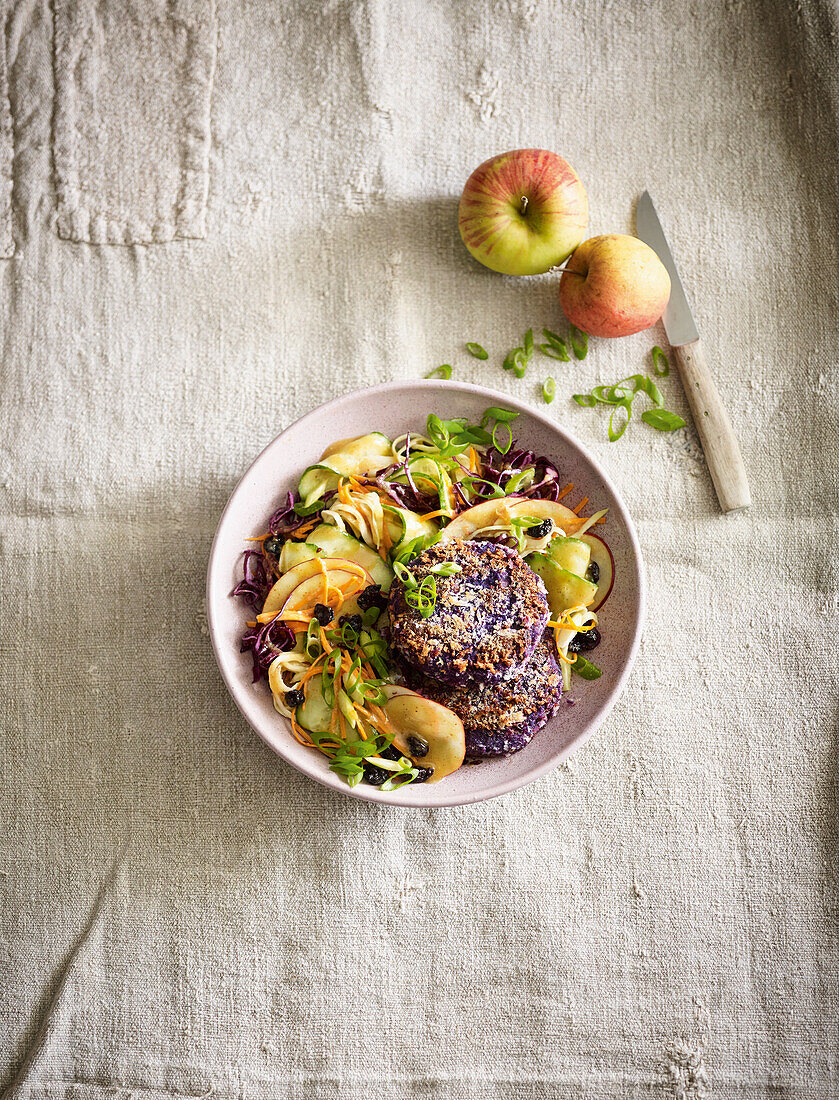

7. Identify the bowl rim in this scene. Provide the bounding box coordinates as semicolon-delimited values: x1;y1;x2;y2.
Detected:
206;379;646;808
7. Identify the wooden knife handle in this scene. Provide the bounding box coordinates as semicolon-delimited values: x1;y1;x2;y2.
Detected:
673;339;751;513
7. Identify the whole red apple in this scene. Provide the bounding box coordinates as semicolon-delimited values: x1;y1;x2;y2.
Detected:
559;234;670;337
459;149;588;276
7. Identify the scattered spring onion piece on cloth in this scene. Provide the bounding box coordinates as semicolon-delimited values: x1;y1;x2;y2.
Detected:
466;342;488;360
539;329;570;361
426;364;452;379
651;345;670;376
641;408;686;431
542;377;556;404
502;330;535;378
573;367;683;442
570;325;588;360
608;399;633;442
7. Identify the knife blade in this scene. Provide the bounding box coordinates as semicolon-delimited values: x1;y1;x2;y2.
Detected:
636;191;699;346
636;191;751;513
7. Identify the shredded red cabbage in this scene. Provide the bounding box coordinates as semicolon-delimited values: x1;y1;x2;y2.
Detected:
268;491;331;537
481;444;561;502
232;550;272;609
239;617;295;682
233;548;293;681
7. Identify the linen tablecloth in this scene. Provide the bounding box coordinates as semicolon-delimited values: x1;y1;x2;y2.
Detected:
2;1;837;1096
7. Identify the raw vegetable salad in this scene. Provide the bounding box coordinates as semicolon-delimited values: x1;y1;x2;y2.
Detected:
233;407;614;791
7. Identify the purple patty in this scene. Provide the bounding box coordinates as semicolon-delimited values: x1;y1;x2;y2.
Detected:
388;539;550;685
407;634;563;758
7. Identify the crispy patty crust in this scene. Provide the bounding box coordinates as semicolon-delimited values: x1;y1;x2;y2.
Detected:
408;634;562;757
388;539;549;685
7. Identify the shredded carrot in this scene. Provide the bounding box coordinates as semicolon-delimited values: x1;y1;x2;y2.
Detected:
245;531;271;543
293;517;320;538
572;496;589;515
290;709;315;746
420;508;450;521
554;479;576;501
298;658;327;687
319;627;333;655
246;620;257;629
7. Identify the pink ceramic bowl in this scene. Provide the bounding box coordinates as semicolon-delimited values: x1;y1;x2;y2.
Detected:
207;380;645;807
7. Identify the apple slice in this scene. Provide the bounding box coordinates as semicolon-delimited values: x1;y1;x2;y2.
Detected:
260;556;368;620
440;495;587;542
381;685;465;783
581;533;614;612
280;569;362;614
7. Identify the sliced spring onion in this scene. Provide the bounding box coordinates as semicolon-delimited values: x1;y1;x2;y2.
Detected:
539;343;569;361
641;408;686;431
304;618;322;660
542;377;556;404
428;561;462;577
481;406;519;424
393;560;417;587
503;468;534;494
426;364;452;380
492;420;513;455
570;325;588;359
380;768;420;792
541;330;570;360
573;655;602;679
405;574;437;617
466;342;488;360
608;399;632;442
651;345;670;376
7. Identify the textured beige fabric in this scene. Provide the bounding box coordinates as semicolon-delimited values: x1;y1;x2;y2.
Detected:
53;0;216;243
1;1;837;1097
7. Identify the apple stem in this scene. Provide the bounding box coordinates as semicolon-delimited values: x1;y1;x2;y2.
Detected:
519;195;529;216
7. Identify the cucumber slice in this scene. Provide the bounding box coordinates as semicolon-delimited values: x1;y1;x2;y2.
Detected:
298;449;394;505
297;464;341;506
382;504;438;551
307;522;393;591
296;674;333;734
278;540;321;573
529;553;598;615
548;536;591;577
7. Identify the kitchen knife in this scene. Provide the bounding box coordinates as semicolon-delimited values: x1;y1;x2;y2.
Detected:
636;191;751;513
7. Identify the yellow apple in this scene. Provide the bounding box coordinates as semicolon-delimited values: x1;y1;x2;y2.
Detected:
559;234;670;337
